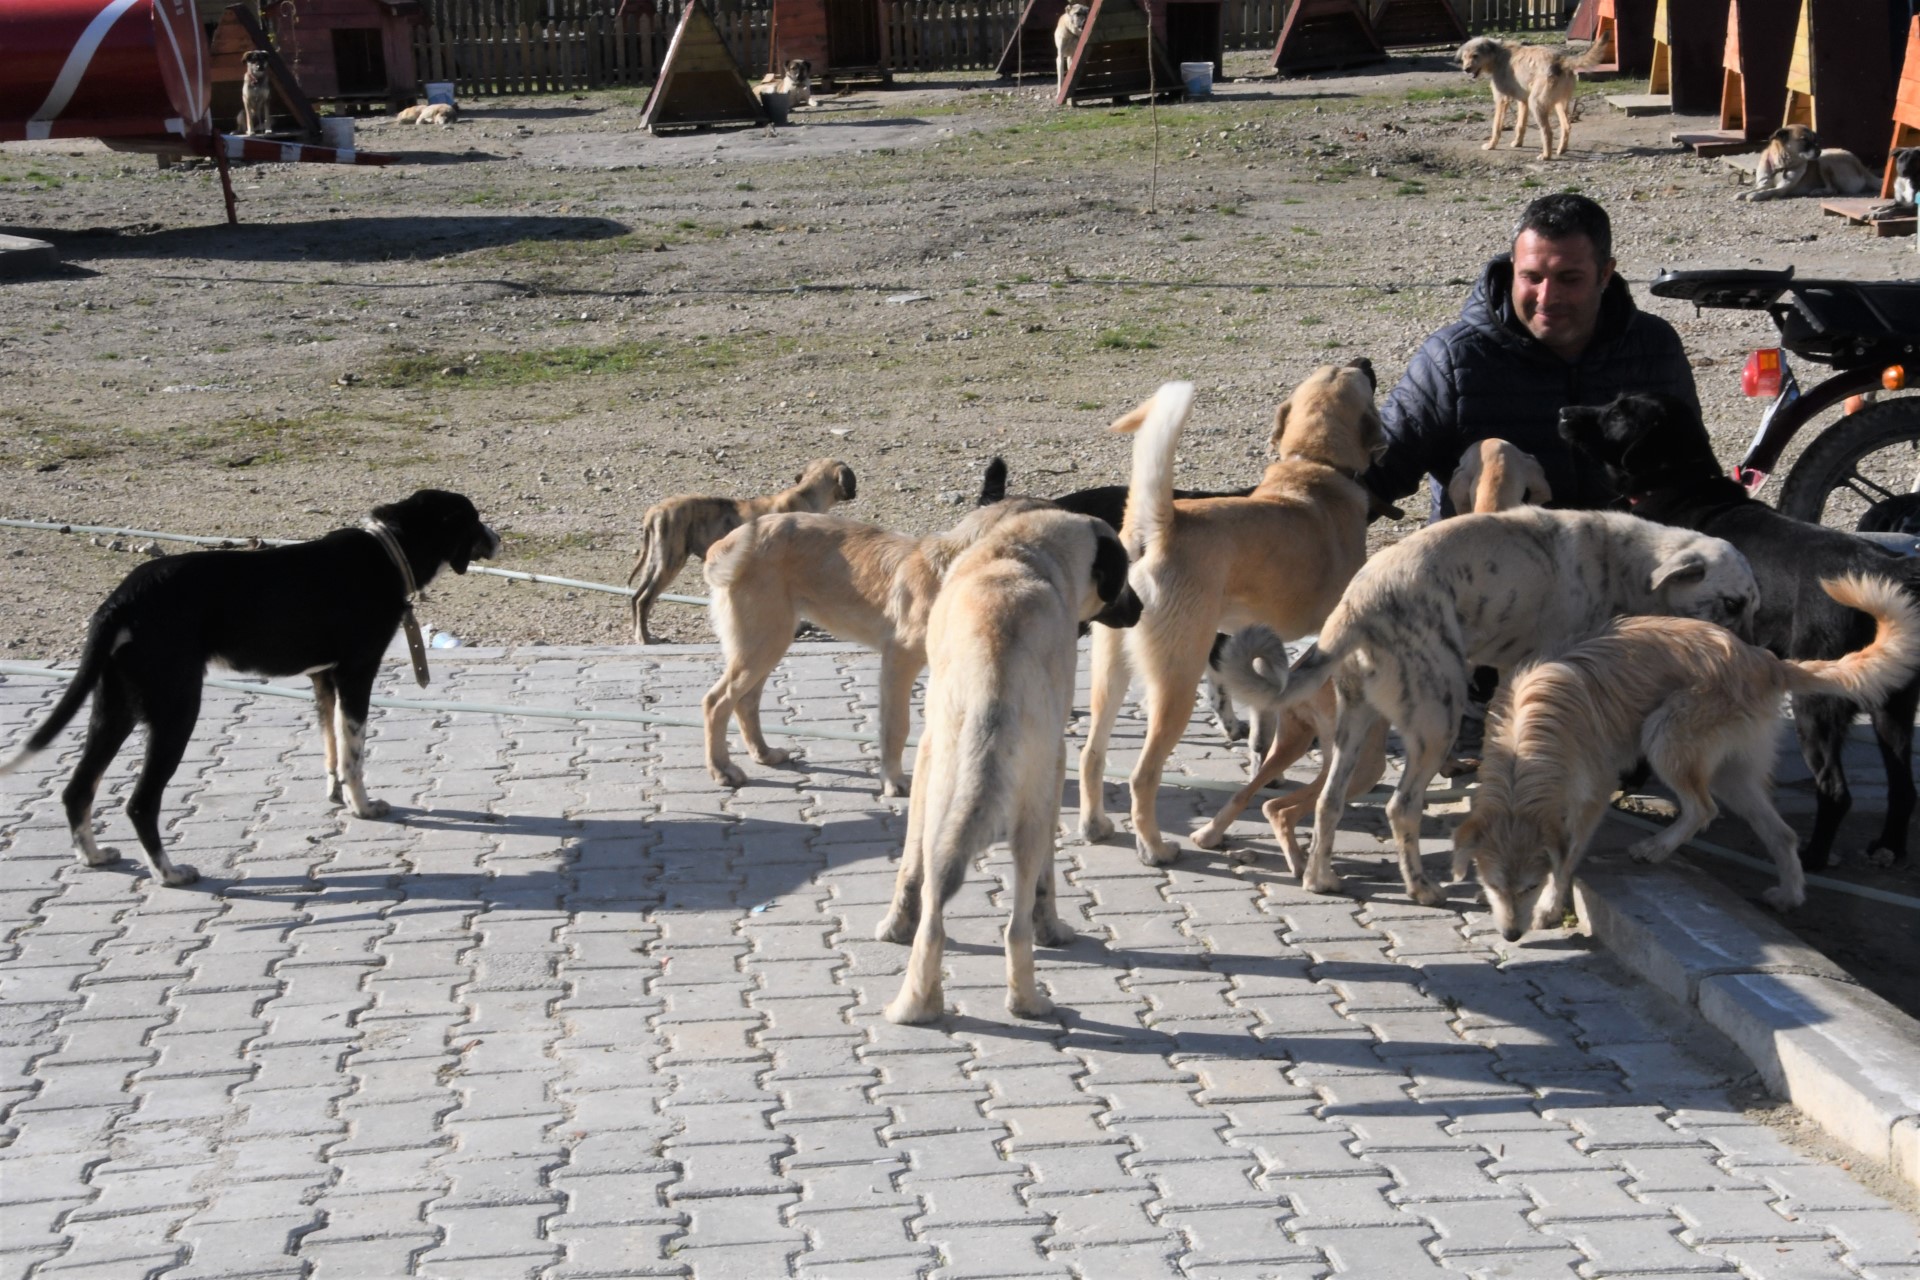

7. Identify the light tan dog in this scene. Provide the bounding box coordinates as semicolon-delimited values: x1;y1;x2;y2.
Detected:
876;507;1143;1025
240;51;272;136
701;500;1051;796
396;102;457;126
1458;574;1919;939
627;458;855;644
1737;124;1878;202
1191;438;1551;867
1457;36;1595;160
1078;365;1383;866
757;59;814;108
1055;3;1089;93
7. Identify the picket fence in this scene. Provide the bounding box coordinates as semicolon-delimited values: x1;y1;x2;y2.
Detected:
410;0;1569;95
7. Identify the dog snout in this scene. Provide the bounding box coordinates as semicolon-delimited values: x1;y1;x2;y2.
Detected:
1502;925;1525;943
477;524;502;561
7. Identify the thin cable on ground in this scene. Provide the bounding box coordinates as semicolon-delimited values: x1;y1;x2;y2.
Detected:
5;661;1911;914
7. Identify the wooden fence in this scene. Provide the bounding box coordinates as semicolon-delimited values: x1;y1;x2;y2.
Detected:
411;0;1569;94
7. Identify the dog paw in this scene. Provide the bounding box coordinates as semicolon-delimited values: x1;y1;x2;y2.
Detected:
1796;841;1835;871
884;991;944;1025
753;747;796;767
1134;834;1177;867
1863;843;1901;870
1219;716;1248;743
1078;813;1115;843
875;910;916;944
1190;821;1226;850
1035;917;1077;947
1440;756;1481;778
1304;869;1344;895
1407;875;1445;907
1481;141;1497;150
352;798;392;820
1529;904;1565;932
708;762;748;788
1007;990;1055;1020
881;776;910;799
161;862;200;887
79;844;121;868
1224;844;1259;867
1626;838;1673;864
1760;885;1804;912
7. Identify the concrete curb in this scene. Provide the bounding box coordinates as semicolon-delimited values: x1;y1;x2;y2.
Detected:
1574;832;1920;1195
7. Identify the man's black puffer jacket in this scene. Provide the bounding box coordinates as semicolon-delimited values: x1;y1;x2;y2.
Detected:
1366;254;1701;518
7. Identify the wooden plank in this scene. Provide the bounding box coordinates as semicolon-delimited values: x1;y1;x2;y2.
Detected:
1672;127;1762;156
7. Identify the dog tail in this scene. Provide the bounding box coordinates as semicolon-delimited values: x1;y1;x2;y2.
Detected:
1212;625;1344;716
1779;574;1920;706
978;457;1009;506
926;707;1015;906
1110;381;1195;559
0;620;112;777
1566;33;1610;70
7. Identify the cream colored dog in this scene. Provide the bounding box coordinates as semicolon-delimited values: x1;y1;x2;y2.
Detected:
1737;124;1878;202
1078;365;1383;867
1055;3;1088;93
628;459;855;644
1457;36;1590;160
877;507;1143;1025
396;102;457;126
757;59;814;108
701;500;1049;796
1458;574;1919;939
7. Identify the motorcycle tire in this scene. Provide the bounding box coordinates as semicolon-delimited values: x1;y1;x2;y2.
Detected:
1775;397;1920;530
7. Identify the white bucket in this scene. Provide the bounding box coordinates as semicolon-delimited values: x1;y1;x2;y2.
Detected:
1180;61;1213;97
425;81;456;106
319;116;355;150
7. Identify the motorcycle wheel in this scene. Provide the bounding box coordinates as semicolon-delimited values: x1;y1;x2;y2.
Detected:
1775;397;1920;530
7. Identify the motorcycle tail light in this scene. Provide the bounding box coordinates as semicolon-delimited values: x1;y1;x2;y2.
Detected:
1886;365;1907;391
1742;347;1782;398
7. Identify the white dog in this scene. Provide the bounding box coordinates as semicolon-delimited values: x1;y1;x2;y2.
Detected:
1055;3;1088;94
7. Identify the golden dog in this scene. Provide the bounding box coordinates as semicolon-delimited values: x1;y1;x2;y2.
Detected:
628;458;855;644
1458;574;1920;938
877;507;1143;1024
1457;36;1600;160
240;51;272;136
1078;365;1383;866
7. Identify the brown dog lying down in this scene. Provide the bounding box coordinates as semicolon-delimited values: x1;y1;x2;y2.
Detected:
627;458;855;644
1192;438;1549;867
1457;574;1919;939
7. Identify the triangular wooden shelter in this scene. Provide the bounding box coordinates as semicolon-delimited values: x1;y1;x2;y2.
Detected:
1271;0;1384;75
997;0;1074;79
1056;0;1180;105
1673;0;1794;155
642;0;769;133
1573;0;1655;77
1781;0;1896;167
1884;17;1920;198
1664;0;1729;113
1367;0;1463;50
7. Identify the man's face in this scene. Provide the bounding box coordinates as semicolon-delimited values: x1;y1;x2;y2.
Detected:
1510;229;1615;360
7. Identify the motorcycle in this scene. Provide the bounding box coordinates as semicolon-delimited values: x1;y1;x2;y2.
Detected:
1650;267;1920;536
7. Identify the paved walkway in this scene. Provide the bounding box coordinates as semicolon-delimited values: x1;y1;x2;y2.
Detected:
2;643;1917;1280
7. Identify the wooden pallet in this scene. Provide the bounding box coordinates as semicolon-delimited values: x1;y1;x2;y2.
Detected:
1607;92;1670;115
1821;197;1918;237
1673;128;1761;157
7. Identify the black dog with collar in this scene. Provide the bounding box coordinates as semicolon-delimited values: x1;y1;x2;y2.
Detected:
1;490;499;886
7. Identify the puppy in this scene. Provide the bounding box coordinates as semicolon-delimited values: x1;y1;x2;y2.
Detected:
1055;3;1088;93
1191;438;1549;865
240;50;272;136
1216;506;1758;905
0;492;500;887
1079;365;1384;867
1880;146;1920;215
701;500;1049;796
876;507;1143;1024
1459;573;1919;939
1561;392;1920;867
627;458;855;644
1457;36;1589;159
1737;124;1878;202
757;59;813;108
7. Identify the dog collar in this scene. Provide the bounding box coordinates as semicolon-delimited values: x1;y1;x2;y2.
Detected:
363;519;431;688
1283;453;1361;484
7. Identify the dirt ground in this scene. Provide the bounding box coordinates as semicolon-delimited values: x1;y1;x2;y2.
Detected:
3;48;1916;1009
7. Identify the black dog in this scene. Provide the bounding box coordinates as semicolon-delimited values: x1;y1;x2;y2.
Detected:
0;490;500;886
1561;394;1920;868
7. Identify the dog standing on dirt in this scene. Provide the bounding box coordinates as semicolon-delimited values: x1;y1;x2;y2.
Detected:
1561;392;1920;867
0;491;500;887
876;506;1142;1025
1055;3;1088;94
1456;36;1602;160
1458;574;1919;940
1078;365;1384;867
1737;124;1878;202
239;50;273;136
1217;506;1758;905
627;459;855;644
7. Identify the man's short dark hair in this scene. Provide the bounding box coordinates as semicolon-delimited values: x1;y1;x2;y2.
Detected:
1512;193;1612;266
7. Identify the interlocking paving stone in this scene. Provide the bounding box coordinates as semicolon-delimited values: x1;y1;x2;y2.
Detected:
2;646;1916;1279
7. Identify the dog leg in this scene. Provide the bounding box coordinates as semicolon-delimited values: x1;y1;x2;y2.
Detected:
1032;748;1076;947
62;680;137;870
737;674;798;769
1484;96;1507;149
1204;667;1247;744
1509;98;1531;149
1553;100;1572;157
1388;707;1455;907
1004;789;1058;1020
1864;687;1916;867
1302;693;1378;896
1790;695;1852;869
1282;713;1389;880
312;672;342;803
1712;751;1804;911
701;620;791;787
877;733;936;944
1530;802;1608;932
1627;744;1716;865
332;671;390;820
1076;624;1129;842
124;686;200;887
886;788;959;1024
876;645;919;797
1128;649;1212;867
1193;709;1316;854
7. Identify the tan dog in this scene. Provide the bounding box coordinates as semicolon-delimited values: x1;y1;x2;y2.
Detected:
701;500;1049;796
757;59;813;108
627;459;855;644
876;507;1143;1025
1457;36;1593;160
1078;366;1383;866
1737;124;1878;202
1055;3;1088;94
1191;438;1549;868
240;51;272;136
1458;574;1919;939
397;102;457;126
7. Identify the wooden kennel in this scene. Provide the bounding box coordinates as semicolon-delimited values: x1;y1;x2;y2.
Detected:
1055;0;1180;105
1657;0;1729;114
1780;0;1897;168
1672;0;1796;155
1270;0;1384;76
769;0;889;86
1885;16;1920;198
642;0;769;131
1367;0;1463;50
1571;0;1657;77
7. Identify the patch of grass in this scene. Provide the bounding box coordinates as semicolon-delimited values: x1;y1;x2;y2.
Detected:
1250;285;1269;294
1299;315;1325;326
1519;176;1543;188
1214;202;1242;216
1290;225;1320;236
982;306;1003;317
1177;232;1200;242
1395;182;1427;197
1095;324;1161;351
1074;401;1103;411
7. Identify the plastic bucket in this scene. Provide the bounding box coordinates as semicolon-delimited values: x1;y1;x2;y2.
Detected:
425;81;456;106
1180;61;1213;97
319;116;354;149
760;91;790;124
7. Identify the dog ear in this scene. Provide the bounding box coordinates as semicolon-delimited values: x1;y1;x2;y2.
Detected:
1091;529;1132;604
1269;401;1292;449
835;463;857;501
1445;453;1478;515
977;457;1008;506
1649;550;1708;592
1518;452;1552;506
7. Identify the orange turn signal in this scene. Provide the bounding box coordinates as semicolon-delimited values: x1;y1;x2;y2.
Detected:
1885;365;1908;392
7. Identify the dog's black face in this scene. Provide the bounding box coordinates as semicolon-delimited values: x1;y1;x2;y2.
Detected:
370;489;500;579
1558;393;1722;499
1090;530;1144;629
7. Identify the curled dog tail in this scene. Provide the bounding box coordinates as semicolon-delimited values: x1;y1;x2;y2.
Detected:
1779;574;1920;707
1110;381;1195;558
0;617;112;777
1566;33;1610;70
1213;625;1345;716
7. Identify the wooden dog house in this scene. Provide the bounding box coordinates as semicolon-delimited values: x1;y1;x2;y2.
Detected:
1780;0;1896;168
259;0;425;110
208;4;322;138
1673;0;1796;154
996;0;1074;78
1055;0;1180;104
1368;0;1463;50
643;0;769;131
1010;0;1219;87
1885;16;1920;198
770;0;889;86
1271;0;1384;75
1657;0;1729;113
1570;0;1656;77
